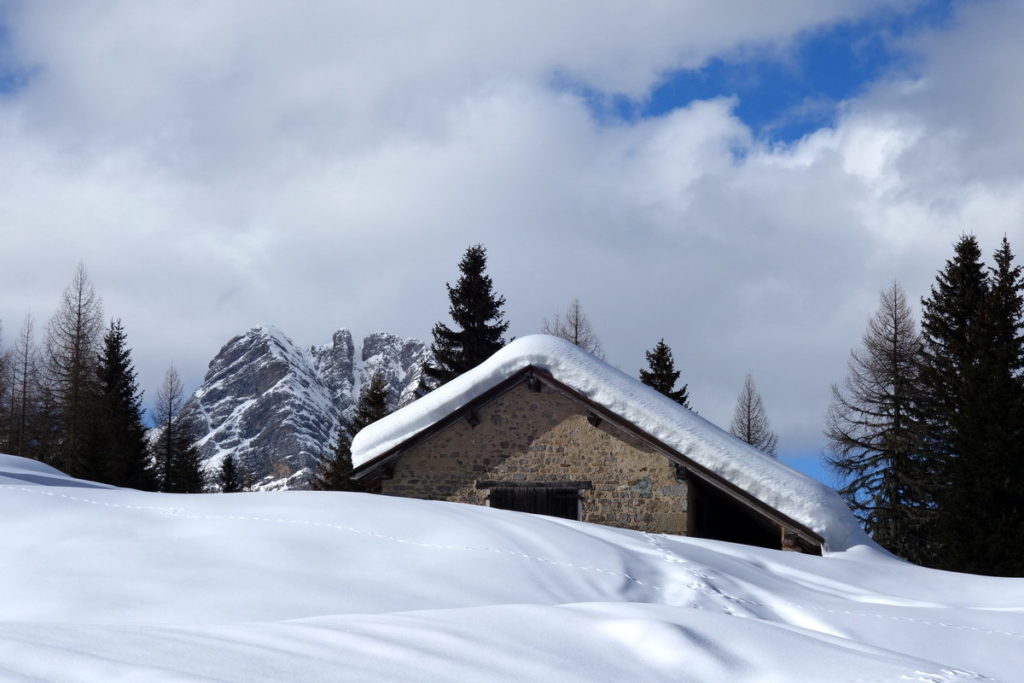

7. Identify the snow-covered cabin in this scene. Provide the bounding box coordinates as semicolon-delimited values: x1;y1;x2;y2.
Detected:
351;335;866;554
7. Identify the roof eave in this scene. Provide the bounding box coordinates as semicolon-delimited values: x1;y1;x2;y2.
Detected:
351;366;537;480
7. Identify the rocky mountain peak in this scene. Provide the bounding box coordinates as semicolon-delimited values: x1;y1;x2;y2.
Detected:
310;329;357;413
359;332;428;409
181;327;429;490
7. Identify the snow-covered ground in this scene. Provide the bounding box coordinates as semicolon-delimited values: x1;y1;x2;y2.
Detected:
2;453;1022;682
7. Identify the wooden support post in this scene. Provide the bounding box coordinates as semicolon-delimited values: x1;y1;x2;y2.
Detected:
781;529;801;552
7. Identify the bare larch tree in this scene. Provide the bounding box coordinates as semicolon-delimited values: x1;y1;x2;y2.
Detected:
825;282;931;562
42;263;104;475
6;315;39;457
729;372;778;458
542;297;603;358
152;365;204;493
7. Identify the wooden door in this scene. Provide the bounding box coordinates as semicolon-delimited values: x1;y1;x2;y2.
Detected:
490;486;580;520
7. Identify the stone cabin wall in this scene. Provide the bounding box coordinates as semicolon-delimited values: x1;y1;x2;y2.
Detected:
380;381;688;534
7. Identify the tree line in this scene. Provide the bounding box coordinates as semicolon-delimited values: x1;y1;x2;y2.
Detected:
7;248;779;498
827;235;1024;575
0;263;243;493
12;243;1018;575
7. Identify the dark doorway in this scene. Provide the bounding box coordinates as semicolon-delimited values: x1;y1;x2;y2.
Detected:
689;475;781;549
489;486;580;521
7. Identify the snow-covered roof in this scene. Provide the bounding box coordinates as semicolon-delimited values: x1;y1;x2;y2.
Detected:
351;335;870;552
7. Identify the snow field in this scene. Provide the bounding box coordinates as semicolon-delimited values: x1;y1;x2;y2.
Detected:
1;454;1023;682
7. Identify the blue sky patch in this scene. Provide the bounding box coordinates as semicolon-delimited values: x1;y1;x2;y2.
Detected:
0;21;34;96
782;451;834;486
562;0;959;144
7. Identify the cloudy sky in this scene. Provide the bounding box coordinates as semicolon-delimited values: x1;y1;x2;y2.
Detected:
1;0;1022;481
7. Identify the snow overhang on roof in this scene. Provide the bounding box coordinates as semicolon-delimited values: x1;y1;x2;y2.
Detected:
351;335;871;553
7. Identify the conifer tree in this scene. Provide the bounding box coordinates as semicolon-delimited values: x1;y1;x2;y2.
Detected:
152;366;204;493
8;316;40;459
170;438;205;494
315;371;391;491
89;320;156;489
919;236;1024;574
314;435;361;492
153;366;182;490
0;320;8;450
219;454;245;492
542;297;603;358
351;371;390;434
974;236;1024;574
41;263;104;475
422;244;509;388
826;283;932;562
730;373;778;458
916;236;995;570
988;237;1024;380
639;339;690;408
2;324;17;455
219;455;242;492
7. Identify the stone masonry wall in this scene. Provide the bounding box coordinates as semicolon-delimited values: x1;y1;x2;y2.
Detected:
381;381;688;534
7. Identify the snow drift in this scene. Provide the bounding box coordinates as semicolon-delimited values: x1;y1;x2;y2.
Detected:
2;453;1023;681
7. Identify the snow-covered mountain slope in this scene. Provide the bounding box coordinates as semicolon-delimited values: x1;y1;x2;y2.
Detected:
180;326;427;490
1;453;1022;682
309;329;427;411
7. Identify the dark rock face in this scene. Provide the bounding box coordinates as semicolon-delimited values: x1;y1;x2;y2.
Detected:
310;329;356;415
359;332;427;409
181;326;429;490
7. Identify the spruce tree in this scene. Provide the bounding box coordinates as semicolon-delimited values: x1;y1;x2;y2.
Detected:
921;236;1024;574
422;244;509;388
730;373;778;458
976;236;1024;574
170;437;205;494
826;283;932;562
218;454;249;492
88;320;156;489
315;371;390;491
914;235;1024;573
350;371;390;434
917;235;990;570
917;237;990;470
639;339;690;408
314;434;361;492
218;455;243;492
988;237;1024;380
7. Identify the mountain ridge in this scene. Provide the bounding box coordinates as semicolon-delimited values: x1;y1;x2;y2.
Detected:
179;325;428;490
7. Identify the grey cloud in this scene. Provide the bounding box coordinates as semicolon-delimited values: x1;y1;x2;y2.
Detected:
0;0;1019;464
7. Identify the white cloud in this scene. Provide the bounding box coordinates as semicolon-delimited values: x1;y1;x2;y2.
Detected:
1;0;1021;462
